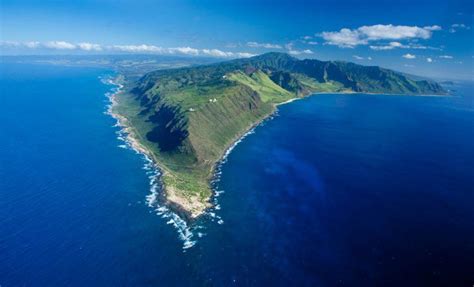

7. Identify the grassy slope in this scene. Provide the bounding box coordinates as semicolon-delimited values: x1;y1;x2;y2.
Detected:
115;73;293;217
227;71;294;102
116;52;445;218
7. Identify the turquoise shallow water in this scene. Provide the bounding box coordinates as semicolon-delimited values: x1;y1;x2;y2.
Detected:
1;63;473;286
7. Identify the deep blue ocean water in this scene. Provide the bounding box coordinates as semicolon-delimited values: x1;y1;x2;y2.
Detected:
1;63;473;286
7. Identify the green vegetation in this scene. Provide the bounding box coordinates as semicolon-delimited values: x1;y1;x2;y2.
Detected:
227;71;293;103
114;52;445;218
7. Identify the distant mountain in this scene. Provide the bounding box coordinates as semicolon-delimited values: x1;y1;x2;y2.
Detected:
137;52;444;94
114;52;446;218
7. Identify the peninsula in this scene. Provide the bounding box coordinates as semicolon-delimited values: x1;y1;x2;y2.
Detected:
112;52;445;218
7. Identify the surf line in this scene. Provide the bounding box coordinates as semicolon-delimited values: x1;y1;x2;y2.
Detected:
101;74;199;251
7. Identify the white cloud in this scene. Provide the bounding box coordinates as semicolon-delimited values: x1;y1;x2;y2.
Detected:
201;49;255;58
78;42;102;51
452;23;469;28
359;25;439;40
201;49;234;57
110;44;163;53
321;24;441;48
24;41;41;48
169;46;200;55
110;45;202;56
0;40;256;58
426;57;433;63
1;41;41;49
1;40;83;50
285;42;313;55
402;53;416;59
439;55;453;59
44;41;76;49
288;49;313;55
0;41;21;47
235;52;256;58
407;44;441;50
388;41;405;48
352;55;372;60
303;36;312;40
321;28;367;48
424;25;442;31
370;41;441;51
370;41;405;50
247;42;282;49
449;23;471;33
307;41;318;45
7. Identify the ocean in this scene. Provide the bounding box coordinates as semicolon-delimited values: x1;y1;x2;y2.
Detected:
1;62;473;286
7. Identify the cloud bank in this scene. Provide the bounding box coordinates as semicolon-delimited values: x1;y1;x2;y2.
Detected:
369;41;441;51
44;41;76;50
321;24;441;48
0;41;256;58
247;42;282;49
288;49;313;56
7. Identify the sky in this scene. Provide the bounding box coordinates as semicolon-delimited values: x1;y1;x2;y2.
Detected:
0;0;473;80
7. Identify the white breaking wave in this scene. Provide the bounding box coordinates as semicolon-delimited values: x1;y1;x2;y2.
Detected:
143;158;198;250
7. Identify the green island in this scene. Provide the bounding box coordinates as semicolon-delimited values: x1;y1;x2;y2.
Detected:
112;52;445;218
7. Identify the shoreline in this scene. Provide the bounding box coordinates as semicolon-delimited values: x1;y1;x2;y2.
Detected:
105;76;201;249
107;80;447;220
205;94;317;213
106;80;154;160
106;77;205;220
